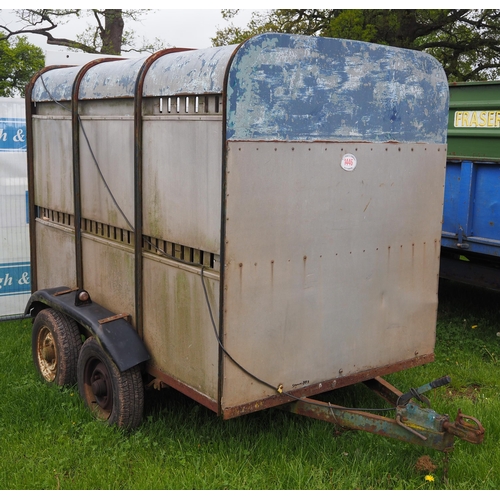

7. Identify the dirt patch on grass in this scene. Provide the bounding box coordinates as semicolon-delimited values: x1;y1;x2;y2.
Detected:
415;455;438;473
442;384;482;402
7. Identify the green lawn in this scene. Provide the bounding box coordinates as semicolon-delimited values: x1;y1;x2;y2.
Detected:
1;278;499;489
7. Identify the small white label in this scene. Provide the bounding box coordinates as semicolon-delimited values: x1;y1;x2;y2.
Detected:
341;153;357;171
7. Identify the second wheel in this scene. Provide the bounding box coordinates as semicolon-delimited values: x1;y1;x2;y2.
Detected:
77;336;144;429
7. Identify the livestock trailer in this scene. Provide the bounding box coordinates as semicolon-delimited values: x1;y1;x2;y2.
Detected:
440;81;500;290
24;34;483;450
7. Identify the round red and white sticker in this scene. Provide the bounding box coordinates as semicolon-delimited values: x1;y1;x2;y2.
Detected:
341;153;357;171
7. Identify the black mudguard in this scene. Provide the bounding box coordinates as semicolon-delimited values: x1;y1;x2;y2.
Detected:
25;286;150;372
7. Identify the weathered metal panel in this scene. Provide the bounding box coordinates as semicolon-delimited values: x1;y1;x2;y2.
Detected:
33;116;73;215
78;57;147;100
219;34;448;415
142;45;236;97
31;46;236;103
79;116;134;230
226;34;448;143
142;116;222;253
222;142;446;411
81;235;135;326
142;255;220;400
31;58;148;102
31;66;81;103
35;221;76;289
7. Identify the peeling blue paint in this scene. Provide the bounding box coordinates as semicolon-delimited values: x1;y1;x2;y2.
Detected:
143;45;236;96
30;33;448;145
79;57;147;99
226;34;449;143
31;45;236;102
32;66;81;102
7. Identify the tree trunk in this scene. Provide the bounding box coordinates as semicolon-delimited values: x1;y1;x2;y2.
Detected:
101;9;124;55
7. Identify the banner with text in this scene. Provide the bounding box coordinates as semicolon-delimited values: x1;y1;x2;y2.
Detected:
0;98;30;319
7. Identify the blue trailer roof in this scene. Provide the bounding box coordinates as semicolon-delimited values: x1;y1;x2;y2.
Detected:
226;34;449;143
30;33;448;144
30;45;236;102
143;45;236;96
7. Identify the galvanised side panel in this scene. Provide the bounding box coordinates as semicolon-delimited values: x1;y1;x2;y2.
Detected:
33;116;74;215
35;221;76;290
448;81;500;161
142;116;222;253
142;256;220;401
220;34;448;413
222;142;445;411
81;235;136;326
79;116;134;230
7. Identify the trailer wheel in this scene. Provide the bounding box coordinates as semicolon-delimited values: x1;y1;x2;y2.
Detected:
32;308;83;385
77;337;144;429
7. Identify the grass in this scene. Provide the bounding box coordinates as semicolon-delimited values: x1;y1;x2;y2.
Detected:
1;278;499;489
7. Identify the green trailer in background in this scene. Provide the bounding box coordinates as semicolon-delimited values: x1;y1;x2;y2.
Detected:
441;81;500;289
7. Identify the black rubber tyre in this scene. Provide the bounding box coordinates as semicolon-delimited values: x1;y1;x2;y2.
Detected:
77;337;144;429
32;308;83;386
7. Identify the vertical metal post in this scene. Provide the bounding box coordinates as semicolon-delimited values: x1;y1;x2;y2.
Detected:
71;75;83;289
133;48;193;339
24;66;70;293
456;160;475;242
71;58;122;290
219;45;241;415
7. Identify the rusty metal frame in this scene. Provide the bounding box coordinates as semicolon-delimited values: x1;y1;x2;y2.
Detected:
287;396;457;451
70;58;123;289
148;366;219;414
284;376;484;452
133;47;194;340
25;65;74;293
219;41;246;416
222;353;434;419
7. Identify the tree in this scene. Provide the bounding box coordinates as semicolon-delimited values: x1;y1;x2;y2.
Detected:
0;34;44;97
0;9;163;56
212;9;500;82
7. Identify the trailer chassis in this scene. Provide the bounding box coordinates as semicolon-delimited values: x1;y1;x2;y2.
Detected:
285;376;484;452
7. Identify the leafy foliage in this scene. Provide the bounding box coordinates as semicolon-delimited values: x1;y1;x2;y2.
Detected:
0;35;44;97
213;9;500;81
0;9;163;56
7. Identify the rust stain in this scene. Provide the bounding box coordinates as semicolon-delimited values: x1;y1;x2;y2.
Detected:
222;353;435;419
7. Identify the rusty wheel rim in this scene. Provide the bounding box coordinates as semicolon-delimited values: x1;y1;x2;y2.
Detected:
83;358;113;420
36;326;57;382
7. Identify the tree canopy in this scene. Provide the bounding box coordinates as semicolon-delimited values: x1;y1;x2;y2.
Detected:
0;9;163;56
212;9;500;82
0;35;44;97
